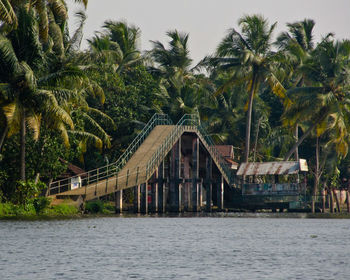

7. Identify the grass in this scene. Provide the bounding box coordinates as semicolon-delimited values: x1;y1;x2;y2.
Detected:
0;201;79;220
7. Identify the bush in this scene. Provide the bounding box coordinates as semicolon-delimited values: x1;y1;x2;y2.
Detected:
33;197;51;215
0;202;36;216
13;180;46;207
0;203;13;216
50;204;78;215
85;200;105;214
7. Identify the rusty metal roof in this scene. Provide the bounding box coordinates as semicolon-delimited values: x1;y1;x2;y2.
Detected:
236;159;308;176
215;145;234;159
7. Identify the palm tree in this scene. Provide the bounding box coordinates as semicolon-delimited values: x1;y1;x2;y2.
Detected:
0;6;74;180
283;37;350;161
87;21;142;74
0;4;109;181
203;15;285;162
276;19;316;160
0;0;17;28
148;30;207;121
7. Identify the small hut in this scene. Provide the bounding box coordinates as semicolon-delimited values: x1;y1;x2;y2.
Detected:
235;160;309;210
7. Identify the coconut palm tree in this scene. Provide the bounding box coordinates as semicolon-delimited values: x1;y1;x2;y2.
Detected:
87;20;142;74
283;37;350;161
202;15;286;162
276;19;316;160
0;6;74;180
0;4;110;181
148;30;209;121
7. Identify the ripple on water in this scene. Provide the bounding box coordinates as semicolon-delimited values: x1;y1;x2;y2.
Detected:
1;217;350;279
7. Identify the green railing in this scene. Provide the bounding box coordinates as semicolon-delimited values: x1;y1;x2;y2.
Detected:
145;114;233;185
48;113;172;195
49;113;234;196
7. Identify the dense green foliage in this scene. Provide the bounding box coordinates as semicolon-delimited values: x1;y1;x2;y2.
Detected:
1;1;350;208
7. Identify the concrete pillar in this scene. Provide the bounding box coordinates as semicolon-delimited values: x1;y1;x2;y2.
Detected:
205;156;212;212
151;172;158;213
192;137;199;211
169;140;181;212
158;161;166;213
140;183;148;214
115;190;123;213
134;185;140;213
183;156;191;211
217;174;224;210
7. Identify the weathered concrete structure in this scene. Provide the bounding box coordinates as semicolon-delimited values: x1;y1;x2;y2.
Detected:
48;114;236;213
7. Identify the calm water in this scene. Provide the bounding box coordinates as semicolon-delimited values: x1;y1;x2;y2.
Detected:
0;215;350;280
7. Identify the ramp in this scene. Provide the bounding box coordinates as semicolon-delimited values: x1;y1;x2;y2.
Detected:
49;114;234;202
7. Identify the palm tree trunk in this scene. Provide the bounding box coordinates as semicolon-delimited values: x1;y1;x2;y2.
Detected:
312;136;319;213
333;188;341;212
253;117;261;162
244;74;257;162
284;123;316;161
20;110;26;181
347;182;350;213
0;123;8;152
284;110;329;161
330;189;334;213
294;124;299;161
322;186;326;213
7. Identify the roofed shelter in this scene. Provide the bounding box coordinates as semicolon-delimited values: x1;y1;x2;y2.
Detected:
237;160;308;196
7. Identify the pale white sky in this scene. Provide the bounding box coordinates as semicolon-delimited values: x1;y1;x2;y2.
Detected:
67;0;350;64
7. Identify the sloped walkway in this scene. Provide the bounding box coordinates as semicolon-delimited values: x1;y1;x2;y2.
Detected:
51;125;174;201
49;115;233;203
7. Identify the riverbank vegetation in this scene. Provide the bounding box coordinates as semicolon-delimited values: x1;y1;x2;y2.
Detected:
1;1;350;213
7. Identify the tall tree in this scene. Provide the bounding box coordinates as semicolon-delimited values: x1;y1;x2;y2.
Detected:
87;20;142;74
148;30;211;121
283;37;350;161
203;15;285;162
276;19;316;160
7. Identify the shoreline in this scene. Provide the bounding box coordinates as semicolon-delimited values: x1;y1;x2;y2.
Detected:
2;211;350;221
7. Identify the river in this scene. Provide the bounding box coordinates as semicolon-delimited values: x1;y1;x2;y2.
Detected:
1;215;349;279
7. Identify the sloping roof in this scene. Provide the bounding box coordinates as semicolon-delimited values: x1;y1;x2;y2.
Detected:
215;145;234;159
237;159;308;176
59;158;86;178
215;145;238;170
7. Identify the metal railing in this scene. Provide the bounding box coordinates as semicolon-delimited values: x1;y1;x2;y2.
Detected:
48;113;172;196
145;114;233;185
49;113;234;197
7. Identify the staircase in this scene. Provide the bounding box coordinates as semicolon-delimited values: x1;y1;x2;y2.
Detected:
48;114;234;201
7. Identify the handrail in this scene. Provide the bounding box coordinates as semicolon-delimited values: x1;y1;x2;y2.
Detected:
49;113;172;195
49;113;234;197
145;114;233;185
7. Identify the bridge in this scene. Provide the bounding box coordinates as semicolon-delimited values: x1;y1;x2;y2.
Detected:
48;114;236;213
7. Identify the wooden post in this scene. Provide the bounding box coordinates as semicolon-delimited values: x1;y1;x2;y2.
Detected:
192;137;199;212
217;174;224;210
134;185;141;213
115;190;123;213
205;156;212;212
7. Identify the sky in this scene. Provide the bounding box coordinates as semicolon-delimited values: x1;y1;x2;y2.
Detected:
67;0;350;64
